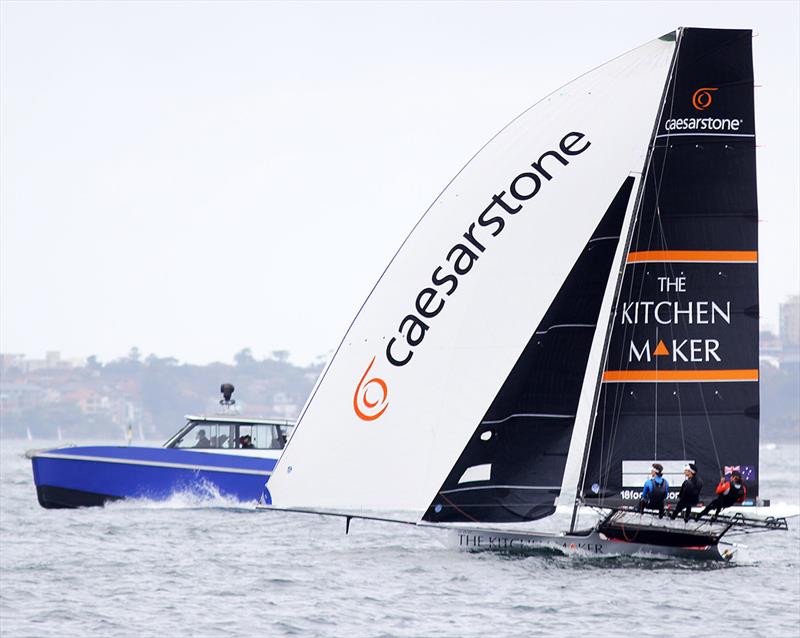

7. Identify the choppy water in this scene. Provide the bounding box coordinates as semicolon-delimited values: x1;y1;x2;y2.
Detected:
1;440;799;637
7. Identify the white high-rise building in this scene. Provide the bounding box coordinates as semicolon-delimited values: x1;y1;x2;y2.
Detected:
780;295;800;348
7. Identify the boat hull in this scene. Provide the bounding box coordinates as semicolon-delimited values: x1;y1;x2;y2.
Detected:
31;446;276;508
36;485;121;509
447;527;729;561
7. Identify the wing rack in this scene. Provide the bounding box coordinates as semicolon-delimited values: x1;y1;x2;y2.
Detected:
595;506;788;546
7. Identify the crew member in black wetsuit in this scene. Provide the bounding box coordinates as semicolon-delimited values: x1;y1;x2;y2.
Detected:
696;470;746;521
670;463;703;522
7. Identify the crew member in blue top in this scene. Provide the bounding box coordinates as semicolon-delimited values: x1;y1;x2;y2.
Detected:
637;463;669;518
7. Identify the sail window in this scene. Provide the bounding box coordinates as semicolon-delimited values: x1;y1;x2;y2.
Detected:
458;464;492;484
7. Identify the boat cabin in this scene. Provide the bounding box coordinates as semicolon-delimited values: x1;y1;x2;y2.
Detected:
164;415;294;451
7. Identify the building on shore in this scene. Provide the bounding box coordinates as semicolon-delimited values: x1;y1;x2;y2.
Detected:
780;295;799;348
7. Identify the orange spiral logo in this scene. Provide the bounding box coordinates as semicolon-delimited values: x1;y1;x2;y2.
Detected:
691;87;718;111
353;356;389;421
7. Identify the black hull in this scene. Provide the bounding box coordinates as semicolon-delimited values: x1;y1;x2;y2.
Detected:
597;522;716;548
37;485;121;509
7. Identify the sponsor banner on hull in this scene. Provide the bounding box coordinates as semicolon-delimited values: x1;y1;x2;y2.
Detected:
455;531;606;554
451;530;724;559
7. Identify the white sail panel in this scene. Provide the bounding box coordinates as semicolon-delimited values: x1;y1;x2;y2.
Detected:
268;37;675;512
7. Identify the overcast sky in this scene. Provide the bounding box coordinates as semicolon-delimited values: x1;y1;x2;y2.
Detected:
2;1;798;366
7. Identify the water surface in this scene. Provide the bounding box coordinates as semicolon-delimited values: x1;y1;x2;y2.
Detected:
2;440;798;637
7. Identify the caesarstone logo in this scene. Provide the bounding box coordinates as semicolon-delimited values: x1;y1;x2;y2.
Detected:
663;86;744;134
692;87;717;111
353;356;389;421
352;130;592;421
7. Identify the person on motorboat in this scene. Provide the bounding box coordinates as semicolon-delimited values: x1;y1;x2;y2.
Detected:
194;429;211;448
273;429;287;449
670;463;703;522
637;463;669;518
239;435;254;449
696;470;746;521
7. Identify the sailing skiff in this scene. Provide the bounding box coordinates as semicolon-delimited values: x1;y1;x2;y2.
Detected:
258;27;790;560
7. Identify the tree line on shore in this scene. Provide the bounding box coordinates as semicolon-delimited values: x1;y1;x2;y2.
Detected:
0;348;324;441
1;348;798;443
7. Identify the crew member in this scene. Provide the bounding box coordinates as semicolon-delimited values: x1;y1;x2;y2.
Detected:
696;470;746;521
194;429;211;448
670;463;703;522
638;463;669;518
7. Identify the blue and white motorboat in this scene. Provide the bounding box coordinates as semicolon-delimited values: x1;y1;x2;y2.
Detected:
30;385;293;508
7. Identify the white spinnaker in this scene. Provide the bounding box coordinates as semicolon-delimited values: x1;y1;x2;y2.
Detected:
268;36;675;513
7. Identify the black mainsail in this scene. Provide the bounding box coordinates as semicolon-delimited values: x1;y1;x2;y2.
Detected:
579;28;760;510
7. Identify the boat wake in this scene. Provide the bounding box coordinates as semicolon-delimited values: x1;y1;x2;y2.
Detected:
103;480;256;511
557;553;740;570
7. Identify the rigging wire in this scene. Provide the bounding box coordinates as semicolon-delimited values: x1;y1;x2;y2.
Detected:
601;71;680;479
652;206;694;463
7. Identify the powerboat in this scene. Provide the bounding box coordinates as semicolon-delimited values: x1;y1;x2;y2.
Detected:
30;385;293;508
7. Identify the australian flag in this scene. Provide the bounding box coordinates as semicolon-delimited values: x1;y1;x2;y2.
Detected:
724;465;755;481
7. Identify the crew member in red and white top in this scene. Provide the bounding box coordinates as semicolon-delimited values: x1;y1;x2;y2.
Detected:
696;470;746;521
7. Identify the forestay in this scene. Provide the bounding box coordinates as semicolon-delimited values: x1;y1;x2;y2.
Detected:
267;35;676;513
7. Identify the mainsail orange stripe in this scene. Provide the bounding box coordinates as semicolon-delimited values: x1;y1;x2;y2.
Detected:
603;369;759;383
626;250;758;263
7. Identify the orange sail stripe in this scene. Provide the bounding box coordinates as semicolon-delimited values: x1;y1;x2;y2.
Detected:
603;369;758;383
626;250;758;263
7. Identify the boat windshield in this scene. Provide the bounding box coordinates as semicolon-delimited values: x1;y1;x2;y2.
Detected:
167;421;291;450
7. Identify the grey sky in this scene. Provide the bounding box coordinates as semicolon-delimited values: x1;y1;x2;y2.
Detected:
2;1;798;366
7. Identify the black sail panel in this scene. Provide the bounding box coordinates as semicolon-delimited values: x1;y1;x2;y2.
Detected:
423;177;634;523
581;28;760;509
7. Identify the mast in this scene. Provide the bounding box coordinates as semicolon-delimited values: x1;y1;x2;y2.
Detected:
570;29;683;533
